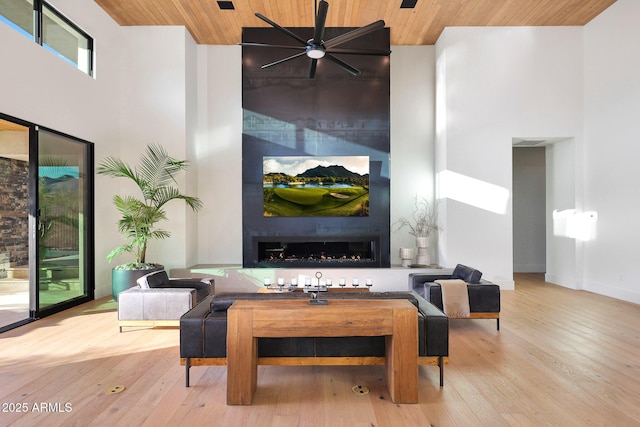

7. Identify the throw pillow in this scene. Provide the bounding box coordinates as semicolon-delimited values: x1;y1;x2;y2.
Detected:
136;274;151;289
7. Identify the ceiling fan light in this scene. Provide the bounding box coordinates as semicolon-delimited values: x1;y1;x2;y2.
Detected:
306;46;326;59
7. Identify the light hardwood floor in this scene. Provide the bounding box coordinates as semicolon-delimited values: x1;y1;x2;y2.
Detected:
0;273;639;426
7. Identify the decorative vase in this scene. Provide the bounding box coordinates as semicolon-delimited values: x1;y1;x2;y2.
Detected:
399;247;413;267
415;236;430;266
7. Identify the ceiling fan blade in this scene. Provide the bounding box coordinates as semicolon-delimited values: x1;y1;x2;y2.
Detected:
326;47;391;56
309;59;318;79
255;13;308;46
239;42;306;51
313;0;329;45
323;20;386;49
324;53;360;76
261;51;307;69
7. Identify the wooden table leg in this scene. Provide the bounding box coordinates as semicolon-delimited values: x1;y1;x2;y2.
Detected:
385;306;418;403
227;306;257;405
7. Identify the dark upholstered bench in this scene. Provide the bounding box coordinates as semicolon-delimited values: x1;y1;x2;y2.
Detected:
409;264;501;330
180;291;449;387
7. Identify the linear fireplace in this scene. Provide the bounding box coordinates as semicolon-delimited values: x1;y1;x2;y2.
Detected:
253;237;380;268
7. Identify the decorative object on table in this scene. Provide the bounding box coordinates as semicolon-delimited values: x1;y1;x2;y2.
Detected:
399;247;414;267
309;271;328;305
393;195;440;267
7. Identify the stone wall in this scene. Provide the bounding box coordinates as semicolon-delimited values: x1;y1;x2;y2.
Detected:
0;157;29;278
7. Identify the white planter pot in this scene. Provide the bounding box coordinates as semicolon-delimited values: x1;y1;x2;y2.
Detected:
399;247;413;267
415;237;430;266
415;236;430;249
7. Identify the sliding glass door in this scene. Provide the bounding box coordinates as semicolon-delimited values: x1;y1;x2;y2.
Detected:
33;128;93;316
0;113;93;332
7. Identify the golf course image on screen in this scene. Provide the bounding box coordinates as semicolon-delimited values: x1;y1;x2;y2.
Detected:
263;156;369;217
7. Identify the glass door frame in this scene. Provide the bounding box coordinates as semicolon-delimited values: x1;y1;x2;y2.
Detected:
29;125;94;319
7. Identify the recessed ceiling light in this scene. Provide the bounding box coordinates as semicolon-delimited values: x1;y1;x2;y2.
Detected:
217;1;235;10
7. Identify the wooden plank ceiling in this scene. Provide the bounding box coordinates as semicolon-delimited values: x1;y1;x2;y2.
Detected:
94;0;617;45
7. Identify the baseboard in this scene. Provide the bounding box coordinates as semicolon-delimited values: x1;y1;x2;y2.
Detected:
583;281;640;305
544;273;578;289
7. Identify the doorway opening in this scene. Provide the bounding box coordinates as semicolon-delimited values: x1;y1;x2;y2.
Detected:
512;137;576;283
512;143;546;273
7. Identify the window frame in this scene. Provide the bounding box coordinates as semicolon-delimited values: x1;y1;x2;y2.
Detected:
0;0;94;77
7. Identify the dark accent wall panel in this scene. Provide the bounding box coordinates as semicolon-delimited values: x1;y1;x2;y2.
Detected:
242;27;390;268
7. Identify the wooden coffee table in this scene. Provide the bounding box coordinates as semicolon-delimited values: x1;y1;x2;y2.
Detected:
226;299;418;405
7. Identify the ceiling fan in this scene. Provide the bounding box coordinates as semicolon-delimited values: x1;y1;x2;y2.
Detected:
240;0;391;79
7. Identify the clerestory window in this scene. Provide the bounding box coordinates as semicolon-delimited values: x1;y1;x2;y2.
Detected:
0;0;93;76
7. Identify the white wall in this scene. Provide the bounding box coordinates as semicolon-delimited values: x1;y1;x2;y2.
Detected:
0;3;199;298
0;1;125;298
117;26;196;273
390;46;436;265
435;26;584;289
545;139;577;287
194;46;243;264
185;29;200;267
583;0;640;303
0;1;121;139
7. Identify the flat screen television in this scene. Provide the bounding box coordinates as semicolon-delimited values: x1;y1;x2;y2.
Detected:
263;156;369;217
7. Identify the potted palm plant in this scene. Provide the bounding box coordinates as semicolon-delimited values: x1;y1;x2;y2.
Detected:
97;144;203;299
